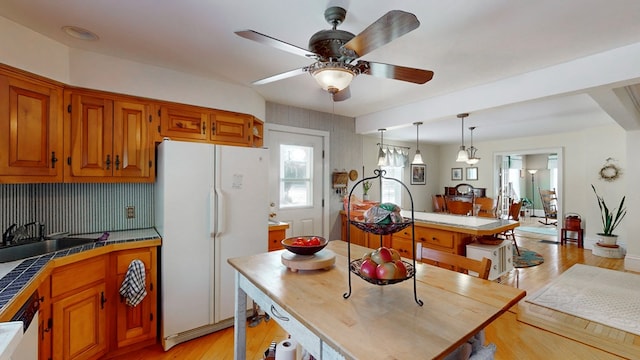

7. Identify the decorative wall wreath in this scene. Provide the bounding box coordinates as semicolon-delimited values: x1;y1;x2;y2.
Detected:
599;158;622;182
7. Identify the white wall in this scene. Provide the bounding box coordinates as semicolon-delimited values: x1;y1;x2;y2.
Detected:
0;16;265;119
361;136;441;212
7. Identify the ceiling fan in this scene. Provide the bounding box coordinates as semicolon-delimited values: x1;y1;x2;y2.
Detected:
235;6;434;101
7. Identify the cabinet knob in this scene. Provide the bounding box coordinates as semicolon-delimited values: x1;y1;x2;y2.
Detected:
115;155;120;170
105;155;111;170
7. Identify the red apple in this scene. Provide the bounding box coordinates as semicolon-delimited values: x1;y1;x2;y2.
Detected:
389;248;401;261
360;259;378;279
377;247;394;263
376;262;398;280
394;260;407;279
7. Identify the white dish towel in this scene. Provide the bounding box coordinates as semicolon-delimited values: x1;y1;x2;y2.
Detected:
119;259;147;307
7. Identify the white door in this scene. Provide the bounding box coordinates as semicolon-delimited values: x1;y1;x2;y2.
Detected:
268;127;324;237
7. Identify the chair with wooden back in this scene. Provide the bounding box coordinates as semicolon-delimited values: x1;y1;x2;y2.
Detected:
432;195;447;213
422;247;492;280
538;188;558;225
445;197;474;215
475;197;498;218
501;200;523;255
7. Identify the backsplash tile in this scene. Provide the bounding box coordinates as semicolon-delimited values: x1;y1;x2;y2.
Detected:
1;183;154;235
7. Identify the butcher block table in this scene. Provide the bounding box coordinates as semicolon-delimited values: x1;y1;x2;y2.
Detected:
229;240;525;360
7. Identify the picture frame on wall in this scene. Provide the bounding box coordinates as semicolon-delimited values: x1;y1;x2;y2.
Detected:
451;167;463;181
466;167;478;181
411;164;426;185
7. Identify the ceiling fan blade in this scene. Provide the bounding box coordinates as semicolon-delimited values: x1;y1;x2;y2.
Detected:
358;61;434;84
332;86;351;102
252;67;307;85
342;10;419;58
235;30;316;59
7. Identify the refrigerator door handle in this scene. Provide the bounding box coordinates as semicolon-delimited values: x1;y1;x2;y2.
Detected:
214;187;226;237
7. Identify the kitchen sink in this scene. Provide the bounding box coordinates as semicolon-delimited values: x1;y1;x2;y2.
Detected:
0;237;97;263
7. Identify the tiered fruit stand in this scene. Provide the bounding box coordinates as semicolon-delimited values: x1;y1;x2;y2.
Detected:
343;169;423;306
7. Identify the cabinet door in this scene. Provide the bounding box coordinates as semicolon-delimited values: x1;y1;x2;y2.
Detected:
52;283;108;360
0;74;63;182
159;104;209;140
210;110;251;145
114;248;157;348
39;278;52;360
113;100;150;178
390;235;414;259
67;92;114;178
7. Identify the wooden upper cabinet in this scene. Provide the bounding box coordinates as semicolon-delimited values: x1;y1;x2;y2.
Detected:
210;110;252;146
65;89;153;183
67;92;113;178
159;103;210;141
0;71;63;183
113;100;150;178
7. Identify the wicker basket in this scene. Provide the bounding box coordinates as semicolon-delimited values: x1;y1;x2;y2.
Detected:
350;218;411;235
350;259;415;285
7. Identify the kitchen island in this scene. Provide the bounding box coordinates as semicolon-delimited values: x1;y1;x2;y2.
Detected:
342;211;519;257
229;240;526;359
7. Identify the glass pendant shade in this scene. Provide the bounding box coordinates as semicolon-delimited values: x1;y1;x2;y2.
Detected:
456;147;469;162
412;150;424;165
455;113;469;162
412;121;424;164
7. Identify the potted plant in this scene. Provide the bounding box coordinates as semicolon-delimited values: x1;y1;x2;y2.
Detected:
591;184;626;245
362;181;371;201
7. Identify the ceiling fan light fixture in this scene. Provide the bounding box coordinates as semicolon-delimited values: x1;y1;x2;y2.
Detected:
308;62;357;93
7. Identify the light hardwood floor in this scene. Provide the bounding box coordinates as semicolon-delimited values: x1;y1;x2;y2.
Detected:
112;218;635;359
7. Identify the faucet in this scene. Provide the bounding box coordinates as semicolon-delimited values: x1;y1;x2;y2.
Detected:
2;224;16;246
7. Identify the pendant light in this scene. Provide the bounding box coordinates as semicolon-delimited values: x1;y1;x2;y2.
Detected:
455;113;469;162
412;122;424;164
377;128;387;167
466;126;480;165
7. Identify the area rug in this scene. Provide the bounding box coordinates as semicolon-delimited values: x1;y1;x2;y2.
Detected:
527;264;640;336
513;247;544;268
516;226;557;236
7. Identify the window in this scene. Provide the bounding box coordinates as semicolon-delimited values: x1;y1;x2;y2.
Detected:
381;166;403;205
279;144;313;208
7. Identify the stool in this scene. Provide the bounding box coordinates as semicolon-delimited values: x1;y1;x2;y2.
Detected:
560;228;583;247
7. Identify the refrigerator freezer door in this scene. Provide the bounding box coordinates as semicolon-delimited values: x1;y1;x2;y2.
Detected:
213;145;269;323
156;141;214;339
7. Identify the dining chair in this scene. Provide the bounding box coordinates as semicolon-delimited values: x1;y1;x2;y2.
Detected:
422;247;492;279
445;198;474;215
432;195;447;213
474;197;497;218
500;200;523;255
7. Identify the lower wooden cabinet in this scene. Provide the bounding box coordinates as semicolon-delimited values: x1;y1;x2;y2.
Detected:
113;247;157;350
38;245;158;359
50;256;109;360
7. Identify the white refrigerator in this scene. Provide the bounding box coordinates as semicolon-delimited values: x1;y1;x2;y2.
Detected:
154;140;268;350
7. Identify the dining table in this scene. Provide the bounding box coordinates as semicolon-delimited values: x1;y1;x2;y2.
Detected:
229;240;526;360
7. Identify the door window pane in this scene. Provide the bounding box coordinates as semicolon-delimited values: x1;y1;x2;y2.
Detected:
280;144;313;208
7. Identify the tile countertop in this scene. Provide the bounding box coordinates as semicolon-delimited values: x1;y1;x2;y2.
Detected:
0;228;160;314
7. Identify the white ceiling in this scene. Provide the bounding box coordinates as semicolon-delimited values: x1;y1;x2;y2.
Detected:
2;0;640;144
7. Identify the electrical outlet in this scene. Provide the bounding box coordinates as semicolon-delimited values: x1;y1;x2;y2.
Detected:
126;206;135;219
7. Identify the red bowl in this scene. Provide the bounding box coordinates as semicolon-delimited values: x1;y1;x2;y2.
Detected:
281;236;328;255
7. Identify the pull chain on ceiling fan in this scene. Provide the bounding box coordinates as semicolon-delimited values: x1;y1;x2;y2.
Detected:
235;7;434;102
